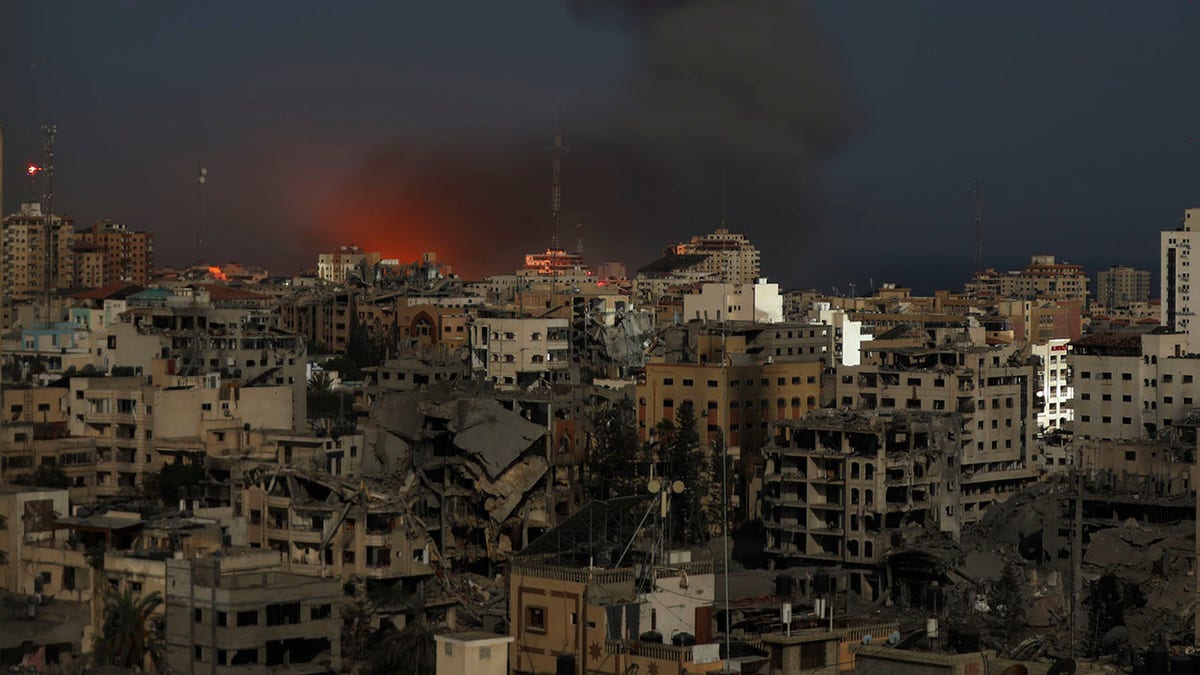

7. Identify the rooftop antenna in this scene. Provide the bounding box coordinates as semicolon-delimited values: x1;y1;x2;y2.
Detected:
546;111;569;251
196;164;207;266
973;170;983;273
576;222;583;257
40;124;56;325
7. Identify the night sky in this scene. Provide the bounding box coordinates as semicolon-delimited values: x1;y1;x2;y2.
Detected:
2;1;1199;292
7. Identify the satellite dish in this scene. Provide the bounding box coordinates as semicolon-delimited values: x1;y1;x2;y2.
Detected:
861;635;872;645
647;479;661;494
671;480;685;494
887;631;901;645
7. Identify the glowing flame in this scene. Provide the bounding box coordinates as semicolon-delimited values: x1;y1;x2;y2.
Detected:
207;266;228;281
27;165;39;176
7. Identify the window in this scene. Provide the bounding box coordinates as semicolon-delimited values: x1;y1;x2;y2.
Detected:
217;612;227;626
1125;450;1137;461
237;611;258;626
444;643;454;657
194;608;202;623
1122;395;1132;402
682;379;694;387
1081;393;1091;400
1102;416;1112;424
1121;373;1132;381
707;380;719;388
195;646;203;662
663;378;674;386
265;602;301;626
525;606;547;633
310;604;332;620
1122;417;1132;425
480;646;492;660
1080;371;1091;379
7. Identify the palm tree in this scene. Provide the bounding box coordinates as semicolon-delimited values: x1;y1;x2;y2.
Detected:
94;588;163;671
364;595;435;675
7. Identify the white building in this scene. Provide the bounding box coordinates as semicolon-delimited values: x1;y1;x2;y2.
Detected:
1032;338;1074;433
1160;208;1200;342
683;279;783;324
317;245;381;284
813;302;872;367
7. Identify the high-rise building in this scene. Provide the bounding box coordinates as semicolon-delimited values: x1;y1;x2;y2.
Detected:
669;227;761;285
966;255;1089;302
1097;265;1151;311
1161;209;1200;339
1;203;75;299
75;219;154;285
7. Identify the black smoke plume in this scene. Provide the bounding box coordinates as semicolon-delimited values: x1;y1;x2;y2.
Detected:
317;0;859;280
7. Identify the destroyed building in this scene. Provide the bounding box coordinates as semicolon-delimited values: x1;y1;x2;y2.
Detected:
760;410;963;600
835;336;1038;522
363;386;556;569
234;468;434;583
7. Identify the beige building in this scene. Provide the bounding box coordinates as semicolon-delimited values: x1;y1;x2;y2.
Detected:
669;227;761;285
1070;330;1200;441
761;411;962;600
1162;208;1200;340
165;549;341;674
1;202;75;299
836;338;1038;522
1097;265;1150;311
317;244;381;284
436;632;514;675
968;255;1089;303
469;316;573;388
75;220;154;286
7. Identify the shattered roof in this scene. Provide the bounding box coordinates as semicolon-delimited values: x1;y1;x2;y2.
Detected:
448;398;545;478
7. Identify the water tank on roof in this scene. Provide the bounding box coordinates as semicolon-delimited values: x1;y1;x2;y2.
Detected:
672;633;695;647
639;631;663;644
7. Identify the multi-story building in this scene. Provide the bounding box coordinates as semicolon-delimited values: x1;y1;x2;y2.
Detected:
75;219;154;286
1069;330;1200;441
1;202;75;299
236;469;433;582
469;316;573;388
637;359;821;452
967;255;1089;303
1097;265;1151;311
1031;338;1074;434
682;279;783;323
164;549;342;674
668;227;761;285
317;244;381;284
760;411;962;599
835;337;1038;522
1161;208;1200;340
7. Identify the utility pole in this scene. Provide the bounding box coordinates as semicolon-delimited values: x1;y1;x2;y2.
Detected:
1069;442;1083;658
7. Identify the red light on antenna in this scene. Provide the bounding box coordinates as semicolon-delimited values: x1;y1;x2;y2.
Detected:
27;165;39;176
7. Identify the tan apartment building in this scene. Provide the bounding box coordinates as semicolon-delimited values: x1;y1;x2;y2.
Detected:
637;359;822;453
1097;265;1151;311
967;255;1089;303
469;316;573;388
1;203;75;299
75;220;154;286
317;244;381;284
668;227;761;285
165;549;342;674
1070;330;1200;441
509;553;721;675
760;411;962;600
835;338;1038;523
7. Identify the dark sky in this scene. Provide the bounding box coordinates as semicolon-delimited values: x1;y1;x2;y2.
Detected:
2;1;1199;292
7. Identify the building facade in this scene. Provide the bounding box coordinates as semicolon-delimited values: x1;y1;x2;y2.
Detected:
1097;265;1151;311
1161;208;1200;340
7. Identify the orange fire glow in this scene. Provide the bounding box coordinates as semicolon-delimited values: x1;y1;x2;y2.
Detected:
207;266;228;281
27;165;39;176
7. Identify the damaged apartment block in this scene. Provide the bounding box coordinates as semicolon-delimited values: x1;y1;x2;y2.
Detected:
761;410;963;601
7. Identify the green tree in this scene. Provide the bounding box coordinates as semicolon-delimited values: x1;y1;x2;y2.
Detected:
1087;574;1125;656
586;396;641;500
664;401;704;545
703;433;730;538
987;561;1026;646
321;355;363;382
365;597;436;675
143;462;207;504
94;588;163;671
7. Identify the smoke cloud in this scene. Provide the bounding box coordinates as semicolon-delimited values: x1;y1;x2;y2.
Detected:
316;0;858;280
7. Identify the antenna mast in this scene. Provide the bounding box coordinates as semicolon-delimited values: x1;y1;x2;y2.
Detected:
196;164;208;265
40;124;56;324
546;114;569;250
973;171;983;273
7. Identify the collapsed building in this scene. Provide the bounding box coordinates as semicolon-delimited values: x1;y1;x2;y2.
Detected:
760;410;962;601
363;386;556;571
